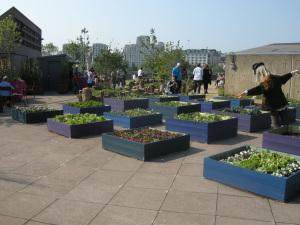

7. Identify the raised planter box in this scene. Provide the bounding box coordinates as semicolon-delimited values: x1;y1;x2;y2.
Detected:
212;97;254;108
166;117;238;143
200;100;230;112
63;104;111;116
178;94;205;102
262;125;300;156
11;109;63;123
102;130;190;161
103;112;162;128
203;145;300;202
213;110;271;132
103;98;148;111
47;118;113;138
148;96;179;107
151;102;200;120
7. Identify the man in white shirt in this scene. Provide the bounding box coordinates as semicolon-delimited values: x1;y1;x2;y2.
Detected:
193;64;203;94
137;67;143;88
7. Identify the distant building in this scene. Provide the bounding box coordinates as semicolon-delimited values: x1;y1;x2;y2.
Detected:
224;43;300;99
91;43;108;63
184;49;222;66
0;7;42;70
123;35;164;68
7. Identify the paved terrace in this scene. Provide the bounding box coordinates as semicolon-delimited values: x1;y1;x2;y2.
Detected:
0;92;299;225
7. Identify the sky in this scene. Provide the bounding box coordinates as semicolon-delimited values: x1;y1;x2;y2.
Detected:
1;0;299;53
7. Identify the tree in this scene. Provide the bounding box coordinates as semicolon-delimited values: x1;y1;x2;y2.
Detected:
0;15;21;80
93;49;128;78
77;28;90;71
64;41;80;60
42;42;59;56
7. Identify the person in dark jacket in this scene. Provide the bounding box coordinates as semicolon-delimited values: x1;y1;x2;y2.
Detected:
239;62;299;128
202;64;212;94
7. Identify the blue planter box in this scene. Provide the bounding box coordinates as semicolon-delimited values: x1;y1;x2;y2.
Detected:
166;117;238;143
151;102;200;120
11;109;63;123
178;94;206;102
204;145;300;202
103;98;148;111
230;99;254;108
102;130;190;161
200;100;230;112
148;96;179;108
47;118;113;138
63;104;111;116
212;110;271;132
103;112;162;128
262;125;300;156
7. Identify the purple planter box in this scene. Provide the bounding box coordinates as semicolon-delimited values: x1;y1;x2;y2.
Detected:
47;118;113;138
102;129;190;161
262;125;300;156
166;116;238;143
103;98;148;111
212;110;271;132
204;145;300;202
63;104;111;116
178;94;206;102
200;100;230;112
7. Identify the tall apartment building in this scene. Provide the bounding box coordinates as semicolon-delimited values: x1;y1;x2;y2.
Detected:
184;49;222;66
0;7;42;70
123;35;164;68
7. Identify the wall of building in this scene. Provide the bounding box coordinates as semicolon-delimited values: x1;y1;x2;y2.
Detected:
224;54;300;100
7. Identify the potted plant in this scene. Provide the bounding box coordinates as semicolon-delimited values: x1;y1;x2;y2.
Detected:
103;96;148;111
262;125;300;156
103;108;162;128
213;107;271;132
47;113;113;138
166;112;237;143
102;127;190;160
63;100;110;115
151;101;200;120
204;145;300;202
11;106;63;123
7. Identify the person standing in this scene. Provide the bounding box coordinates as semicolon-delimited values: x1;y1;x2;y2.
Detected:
111;71;117;89
192;64;203;94
203;64;212;94
172;63;182;93
137;67;143;88
239;62;299;128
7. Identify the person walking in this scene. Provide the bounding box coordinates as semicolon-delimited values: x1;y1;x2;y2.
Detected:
203;64;212;94
192;63;203;94
172;63;182;93
137;67;144;88
239;62;299;128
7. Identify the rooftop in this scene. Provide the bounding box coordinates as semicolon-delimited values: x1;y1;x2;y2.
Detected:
235;43;300;55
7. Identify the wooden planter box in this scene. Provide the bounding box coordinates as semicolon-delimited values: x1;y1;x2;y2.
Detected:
200;100;230;112
11;109;63;123
213;110;271;132
103;98;148;111
166;117;238;143
151;102;200;120
103;112;162;128
47;118;113;138
203;145;300;202
178;94;205;102
148;96;179;107
102;130;190;161
63;104;111;116
262;125;300;156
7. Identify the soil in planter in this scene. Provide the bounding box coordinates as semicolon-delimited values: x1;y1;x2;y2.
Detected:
281;132;300;138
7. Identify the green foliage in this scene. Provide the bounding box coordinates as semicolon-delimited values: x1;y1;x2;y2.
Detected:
92;88;122;97
217;87;225;96
210;64;224;74
42;42;59;56
158;101;192;107
222;107;261;115
67;100;103;108
176;112;231;122
16;106;55;113
110;108;158;117
222;146;300;177
54;113;106;125
93;49;128;78
63;41;81;60
288;99;300;106
20;59;40;85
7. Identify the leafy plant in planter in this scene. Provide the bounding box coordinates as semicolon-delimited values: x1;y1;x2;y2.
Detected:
113;128;182;144
54;113;106;125
158;101;192;107
110;108;158;117
221;146;300;177
15;105;56;113
222;107;261;115
67;100;103;108
176;112;231;122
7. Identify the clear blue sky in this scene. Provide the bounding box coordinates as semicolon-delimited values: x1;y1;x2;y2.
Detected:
1;0;299;52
